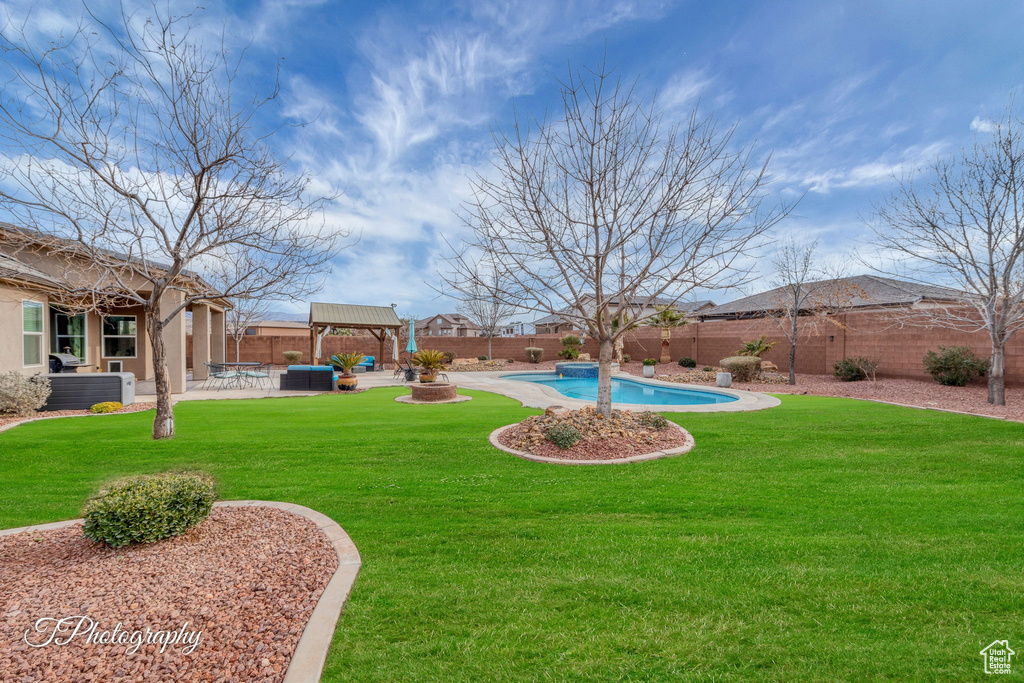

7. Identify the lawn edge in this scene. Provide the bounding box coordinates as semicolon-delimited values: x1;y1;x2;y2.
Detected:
488;422;695;465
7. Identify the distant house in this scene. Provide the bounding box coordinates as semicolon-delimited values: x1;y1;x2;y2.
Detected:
699;275;964;320
501;321;533;336
236;320;310;337
533;296;715;334
415;313;481;337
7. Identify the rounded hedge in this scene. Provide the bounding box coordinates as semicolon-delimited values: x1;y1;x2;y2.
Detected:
677;357;697;368
90;401;123;414
719;356;761;382
82;472;216;547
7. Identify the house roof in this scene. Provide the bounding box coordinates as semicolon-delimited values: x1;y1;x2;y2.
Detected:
309;302;402;329
533;299;716;326
415;313;479;329
0;251;66;289
702;275;964;318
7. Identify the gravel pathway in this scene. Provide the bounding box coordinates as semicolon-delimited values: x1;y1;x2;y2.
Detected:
0;506;337;682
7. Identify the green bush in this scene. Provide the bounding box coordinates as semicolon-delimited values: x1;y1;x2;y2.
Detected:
477;355;488;361
677;357;696;368
525;347;544;363
558;335;583;360
622;354;631;363
833;358;867;382
642;358;658;366
82;472;216;547
282;350;303;365
506;359;516;364
90;401;123;414
736;335;777;358
923;346;989;387
720;356;761;382
545;424;582;450
703;366;715;372
639;411;669;430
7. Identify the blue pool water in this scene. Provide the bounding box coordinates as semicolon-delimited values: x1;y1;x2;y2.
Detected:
502;373;739;405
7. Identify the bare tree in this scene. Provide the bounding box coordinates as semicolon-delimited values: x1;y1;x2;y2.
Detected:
225;297;271;362
0;6;344;438
872;107;1024;406
761;239;858;385
443;63;791;415
456;266;518;360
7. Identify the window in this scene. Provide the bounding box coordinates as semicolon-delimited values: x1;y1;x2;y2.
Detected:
102;315;137;358
436;317;442;324
50;308;87;362
22;301;44;366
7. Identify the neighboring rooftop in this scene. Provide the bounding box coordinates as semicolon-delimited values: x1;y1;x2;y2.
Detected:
416;313;480;329
701;275;964;319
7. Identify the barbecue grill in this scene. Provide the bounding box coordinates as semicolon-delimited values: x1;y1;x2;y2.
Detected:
49;353;94;373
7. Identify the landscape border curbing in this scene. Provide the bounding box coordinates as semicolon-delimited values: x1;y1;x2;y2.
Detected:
0;500;360;683
488;422;695;465
394;394;474;405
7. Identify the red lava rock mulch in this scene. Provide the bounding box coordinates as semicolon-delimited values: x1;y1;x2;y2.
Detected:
0;506;338;682
0;402;157;430
497;406;690;461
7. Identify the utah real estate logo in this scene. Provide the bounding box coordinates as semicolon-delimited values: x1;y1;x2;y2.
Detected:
980;640;1015;675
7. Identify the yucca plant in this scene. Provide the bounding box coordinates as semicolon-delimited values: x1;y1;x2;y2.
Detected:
328;352;365;375
736;335;777;358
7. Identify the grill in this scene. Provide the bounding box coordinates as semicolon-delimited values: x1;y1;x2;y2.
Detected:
49;353;94;373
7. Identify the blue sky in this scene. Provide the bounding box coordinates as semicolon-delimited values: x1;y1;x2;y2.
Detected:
5;0;1024;320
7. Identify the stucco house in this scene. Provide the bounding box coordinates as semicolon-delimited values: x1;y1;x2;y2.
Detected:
415;313;480;337
1;226;229;394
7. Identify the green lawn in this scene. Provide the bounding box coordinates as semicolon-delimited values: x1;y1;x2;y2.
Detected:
2;388;1022;681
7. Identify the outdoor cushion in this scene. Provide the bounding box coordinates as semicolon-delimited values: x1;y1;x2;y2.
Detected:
357;356;375;366
287;365;333;372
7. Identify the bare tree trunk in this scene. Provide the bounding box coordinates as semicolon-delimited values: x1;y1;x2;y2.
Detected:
235;336;241;362
660;329;671;364
788;316;798;385
597;338;614;417
989;338;1006;406
146;306;175;440
488;335;493;360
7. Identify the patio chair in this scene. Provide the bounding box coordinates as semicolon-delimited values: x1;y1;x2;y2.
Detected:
398;359;419;382
201;362;238;391
241;362;271;390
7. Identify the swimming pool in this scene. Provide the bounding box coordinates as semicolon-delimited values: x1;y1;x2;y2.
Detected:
501;373;739;406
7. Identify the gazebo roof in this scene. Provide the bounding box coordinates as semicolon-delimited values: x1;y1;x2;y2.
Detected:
308;302;402;329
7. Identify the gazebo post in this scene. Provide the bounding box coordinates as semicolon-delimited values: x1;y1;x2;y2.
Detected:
309;325;317;365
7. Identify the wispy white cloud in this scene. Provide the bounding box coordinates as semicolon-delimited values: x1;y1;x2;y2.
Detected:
970;115;997;134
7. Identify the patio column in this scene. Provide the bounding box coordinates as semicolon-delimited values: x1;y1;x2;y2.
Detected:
192;303;211;380
161;289;188;394
211;308;226;363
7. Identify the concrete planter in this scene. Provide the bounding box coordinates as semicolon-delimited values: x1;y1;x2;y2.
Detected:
716;372;733;387
642;365;656;378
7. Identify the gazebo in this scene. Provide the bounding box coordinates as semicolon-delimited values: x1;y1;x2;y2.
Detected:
308;302;403;368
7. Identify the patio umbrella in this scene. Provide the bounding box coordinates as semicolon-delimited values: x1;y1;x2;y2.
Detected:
406;319;417;355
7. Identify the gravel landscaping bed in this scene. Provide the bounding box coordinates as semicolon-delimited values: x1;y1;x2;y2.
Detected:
0;402;157;430
0;506;337;682
497;406;690;460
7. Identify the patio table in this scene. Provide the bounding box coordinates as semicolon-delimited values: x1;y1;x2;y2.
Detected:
220;362;262;388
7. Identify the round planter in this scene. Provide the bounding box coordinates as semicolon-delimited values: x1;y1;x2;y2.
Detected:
418;371;438;383
642;365;656;378
337;374;358;391
409;382;457;402
716;372;733;388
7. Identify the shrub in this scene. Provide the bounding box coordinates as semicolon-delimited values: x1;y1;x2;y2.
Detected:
412;349;447;371
622;353;631;363
282;350;303;364
545;424;582;450
833;358;867;382
0;372;50;416
477;355;488;361
82;472;216;548
923;346;989;387
638;411;669;430
678;357;696;368
90;401;123;414
736;335;777;358
558;335;582;360
525;347;544;363
720;356;761;382
328;352;366;374
703;366;715;372
506;359;516;364
642;358;658;366
441;351;457;365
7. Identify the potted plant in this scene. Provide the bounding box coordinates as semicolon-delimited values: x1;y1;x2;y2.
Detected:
642;358;657;378
412;349;446;383
328;352;365;391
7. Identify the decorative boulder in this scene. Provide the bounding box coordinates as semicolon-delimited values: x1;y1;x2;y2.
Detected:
761;361;778;373
578;353;591;361
544;405;570;419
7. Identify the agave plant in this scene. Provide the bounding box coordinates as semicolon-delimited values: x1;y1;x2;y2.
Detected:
328;352;365;375
411;349;447;371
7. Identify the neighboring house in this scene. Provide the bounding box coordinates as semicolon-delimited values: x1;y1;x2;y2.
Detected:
415;313;481;337
533;296;715;334
501;321;533;336
699;275;964;320
0;226;230;393
237;320;310;337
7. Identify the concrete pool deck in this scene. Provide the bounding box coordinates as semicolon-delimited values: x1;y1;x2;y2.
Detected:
447;370;780;413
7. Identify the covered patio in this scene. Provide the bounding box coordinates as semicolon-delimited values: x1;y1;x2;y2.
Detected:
308;302;403;368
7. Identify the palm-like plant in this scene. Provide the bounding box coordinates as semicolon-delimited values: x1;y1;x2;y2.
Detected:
328;352;365;376
736;335;777;358
646;306;687;363
411;349;447;372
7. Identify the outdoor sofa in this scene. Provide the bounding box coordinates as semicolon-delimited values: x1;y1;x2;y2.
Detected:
279;365;337;391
